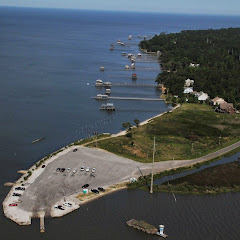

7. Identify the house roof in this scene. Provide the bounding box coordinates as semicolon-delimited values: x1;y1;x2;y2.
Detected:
219;102;234;110
211;97;225;102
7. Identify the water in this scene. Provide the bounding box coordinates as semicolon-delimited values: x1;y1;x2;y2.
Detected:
1;7;240;240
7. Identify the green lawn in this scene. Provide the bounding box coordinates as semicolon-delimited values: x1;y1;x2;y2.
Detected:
87;104;240;162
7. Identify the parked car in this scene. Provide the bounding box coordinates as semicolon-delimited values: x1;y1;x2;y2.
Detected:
12;193;21;197
42;165;45;168
67;168;71;173
86;167;90;172
92;168;96;173
82;184;89;188
9;203;18;207
73;168;77;173
91;189;99;194
73;148;78;152
80;166;85;171
56;168;61;172
15;187;25;191
63;202;72;207
98;187;105;192
61;168;65;172
58;206;65;210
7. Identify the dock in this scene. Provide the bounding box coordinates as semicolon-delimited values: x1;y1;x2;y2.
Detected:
39;212;45;233
126;219;167;238
111;83;161;87
92;96;163;101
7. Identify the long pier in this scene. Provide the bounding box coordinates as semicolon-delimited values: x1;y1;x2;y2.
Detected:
108;96;163;101
111;83;161;87
92;96;163;101
39;212;45;233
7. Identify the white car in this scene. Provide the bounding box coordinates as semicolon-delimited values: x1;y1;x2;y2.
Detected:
92;168;96;173
67;168;71;173
80;166;85;171
73;168;77;173
86;167;90;172
63;202;72;208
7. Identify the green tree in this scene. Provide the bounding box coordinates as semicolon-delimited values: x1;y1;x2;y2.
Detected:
134;119;140;127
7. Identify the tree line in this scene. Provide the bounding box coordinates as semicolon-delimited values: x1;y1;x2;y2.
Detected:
139;28;240;109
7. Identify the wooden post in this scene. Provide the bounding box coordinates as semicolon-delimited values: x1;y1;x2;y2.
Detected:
150;136;155;194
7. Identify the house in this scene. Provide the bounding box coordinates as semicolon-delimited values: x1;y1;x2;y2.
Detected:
184;78;194;87
183;87;193;94
197;92;209;101
210;97;226;106
189;63;200;67
216;103;236;114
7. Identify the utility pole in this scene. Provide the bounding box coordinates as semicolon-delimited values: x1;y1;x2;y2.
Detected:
150;136;156;194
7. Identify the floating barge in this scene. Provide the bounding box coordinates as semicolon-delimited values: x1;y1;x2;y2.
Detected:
32;137;45;144
126;219;168;238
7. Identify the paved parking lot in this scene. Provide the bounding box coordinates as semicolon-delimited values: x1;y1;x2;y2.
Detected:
18;146;141;215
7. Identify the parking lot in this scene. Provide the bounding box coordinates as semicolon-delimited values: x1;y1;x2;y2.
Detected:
18;146;141;215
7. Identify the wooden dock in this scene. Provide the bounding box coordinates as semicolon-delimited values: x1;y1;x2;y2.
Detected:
110;97;163;101
39;212;45;233
111;83;161;87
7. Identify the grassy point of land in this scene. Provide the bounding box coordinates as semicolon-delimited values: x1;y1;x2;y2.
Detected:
87;104;240;162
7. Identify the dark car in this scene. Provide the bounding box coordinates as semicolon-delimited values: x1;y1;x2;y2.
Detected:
12;193;21;197
61;168;65;172
57;206;65;210
91;189;99;194
15;187;25;191
82;184;89;188
42;165;45;168
98;187;105;192
73;148;78;152
56;168;61;172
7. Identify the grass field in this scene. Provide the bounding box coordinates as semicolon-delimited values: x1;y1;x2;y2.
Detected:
87;104;240;162
154;161;240;194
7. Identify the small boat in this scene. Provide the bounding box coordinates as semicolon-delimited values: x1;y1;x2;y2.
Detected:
95;79;103;86
32;137;45;144
137;53;142;57
132;73;137;80
128;35;133;40
120;42;125;46
125;65;130;69
128;53;133;58
116;39;121;44
110;46;114;50
96;94;108;100
121;52;127;56
105;89;111;94
100;66;105;71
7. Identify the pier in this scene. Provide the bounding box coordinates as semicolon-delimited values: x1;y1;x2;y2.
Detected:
93;96;163;101
111;83;161;87
39;212;45;233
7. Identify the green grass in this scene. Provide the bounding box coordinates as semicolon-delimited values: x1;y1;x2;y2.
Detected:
154;161;240;195
87;104;240;162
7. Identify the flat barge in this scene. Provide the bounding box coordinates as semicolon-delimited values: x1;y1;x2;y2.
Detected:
126;219;167;238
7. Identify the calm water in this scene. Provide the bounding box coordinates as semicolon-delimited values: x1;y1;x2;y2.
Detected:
1;7;240;240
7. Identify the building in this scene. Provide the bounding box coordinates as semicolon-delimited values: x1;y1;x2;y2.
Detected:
210;97;226;105
184;78;194;87
189;63;200;67
183;87;194;94
216;102;236;114
197;92;209;101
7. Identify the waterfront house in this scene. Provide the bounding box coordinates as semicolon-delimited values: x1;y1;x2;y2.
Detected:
183;87;193;94
210;97;226;105
184;78;194;87
197;92;209;101
216;102;236;114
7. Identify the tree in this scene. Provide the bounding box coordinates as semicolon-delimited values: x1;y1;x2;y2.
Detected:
134;119;140;127
122;122;132;130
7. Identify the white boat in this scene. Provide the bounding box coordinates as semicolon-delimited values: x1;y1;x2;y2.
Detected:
116;39;121;44
128;35;133;40
137;53;142;57
128;53;133;58
95;79;103;86
120;42;125;46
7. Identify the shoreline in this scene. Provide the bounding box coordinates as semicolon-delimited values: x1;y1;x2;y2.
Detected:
3;103;240;226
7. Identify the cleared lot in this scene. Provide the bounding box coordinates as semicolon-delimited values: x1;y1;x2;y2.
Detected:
18;146;141;216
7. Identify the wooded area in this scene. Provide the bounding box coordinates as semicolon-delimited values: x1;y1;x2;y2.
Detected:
140;28;240;109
